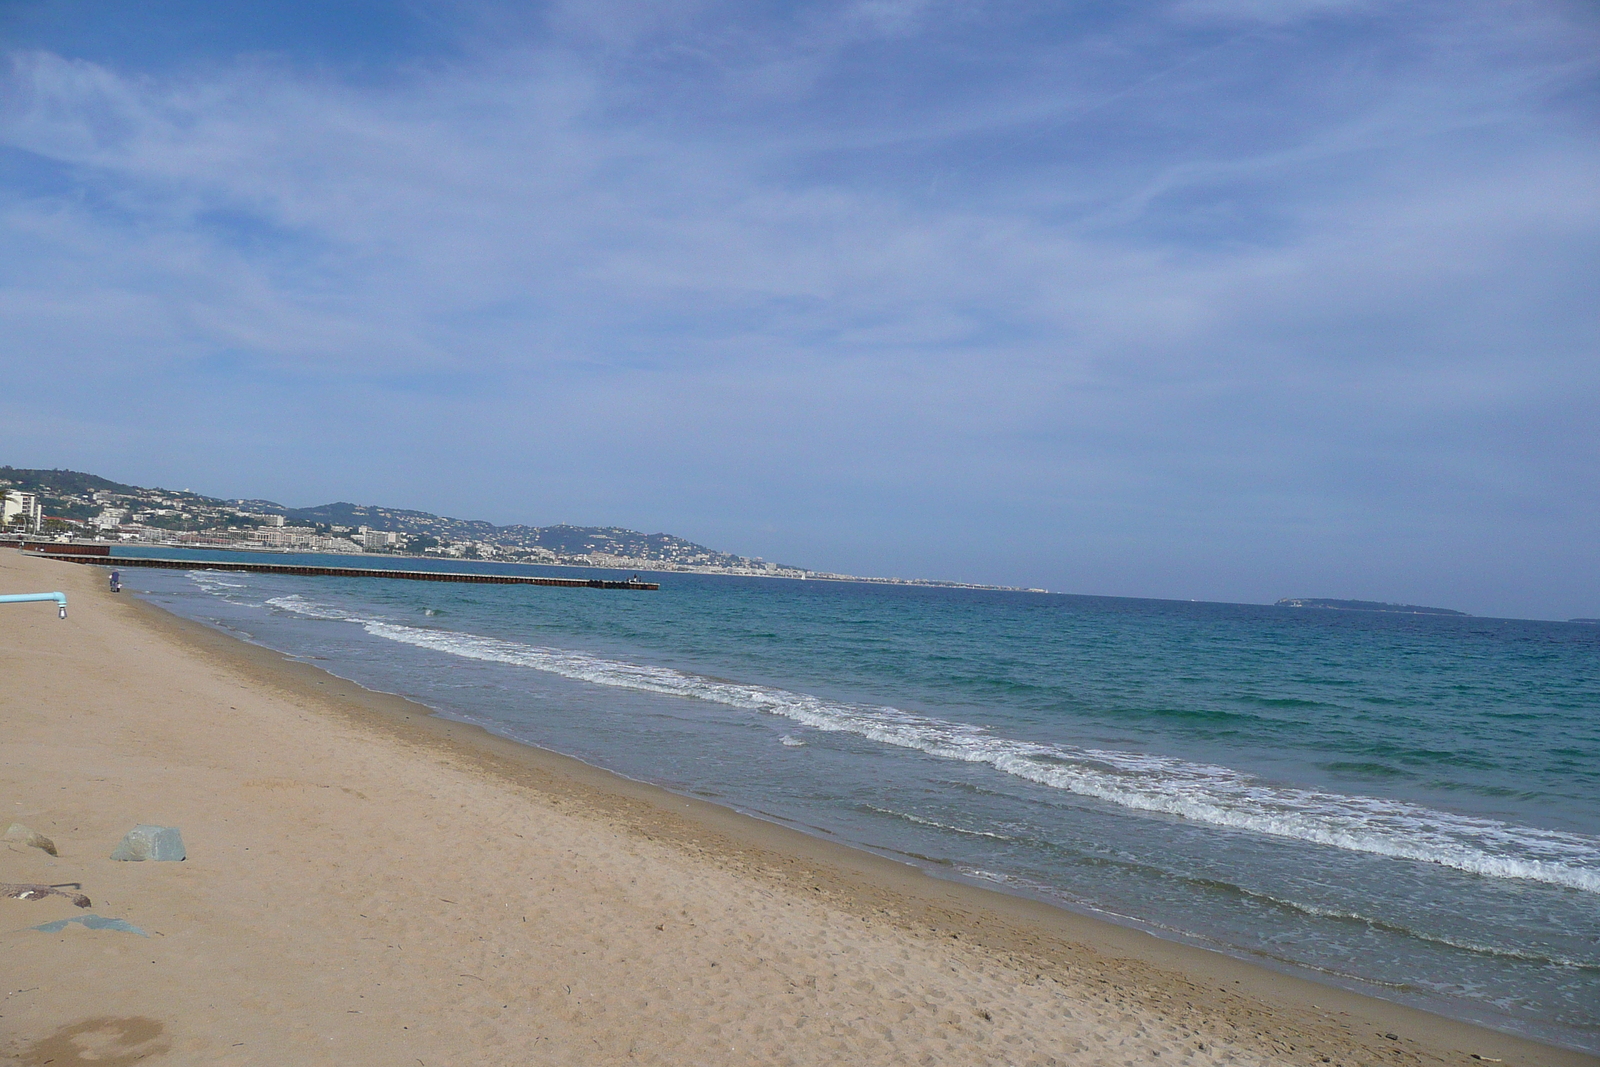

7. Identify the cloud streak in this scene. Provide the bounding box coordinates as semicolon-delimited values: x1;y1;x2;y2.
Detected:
1;0;1596;616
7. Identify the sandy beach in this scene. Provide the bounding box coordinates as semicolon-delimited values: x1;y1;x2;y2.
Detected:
1;549;1592;1067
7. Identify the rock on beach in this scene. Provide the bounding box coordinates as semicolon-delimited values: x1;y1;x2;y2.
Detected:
110;825;186;862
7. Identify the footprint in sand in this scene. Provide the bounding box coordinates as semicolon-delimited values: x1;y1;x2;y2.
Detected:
17;1016;170;1067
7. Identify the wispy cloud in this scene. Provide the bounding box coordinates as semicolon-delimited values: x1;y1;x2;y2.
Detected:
1;0;1596;615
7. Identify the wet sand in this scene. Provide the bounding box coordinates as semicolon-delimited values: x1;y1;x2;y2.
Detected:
2;549;1593;1066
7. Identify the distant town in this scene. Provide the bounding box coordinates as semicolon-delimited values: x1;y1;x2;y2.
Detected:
1;466;1044;593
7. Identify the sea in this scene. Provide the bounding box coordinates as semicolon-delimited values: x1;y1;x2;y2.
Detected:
113;548;1599;1053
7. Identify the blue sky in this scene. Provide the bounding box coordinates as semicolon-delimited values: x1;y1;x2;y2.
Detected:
2;0;1596;618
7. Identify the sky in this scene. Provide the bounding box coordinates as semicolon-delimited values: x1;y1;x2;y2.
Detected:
1;0;1596;619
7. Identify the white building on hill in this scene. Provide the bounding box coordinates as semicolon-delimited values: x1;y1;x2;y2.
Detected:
2;491;42;532
360;527;400;551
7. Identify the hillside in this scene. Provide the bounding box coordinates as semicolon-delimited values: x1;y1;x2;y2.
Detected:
0;467;796;575
2;466;1046;590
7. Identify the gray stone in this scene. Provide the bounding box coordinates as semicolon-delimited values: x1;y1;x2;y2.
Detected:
110;825;186;862
4;822;57;856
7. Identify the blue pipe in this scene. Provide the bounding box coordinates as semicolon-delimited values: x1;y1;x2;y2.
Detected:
0;592;67;618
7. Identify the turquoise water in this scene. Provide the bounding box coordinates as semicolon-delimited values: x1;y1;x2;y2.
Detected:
121;550;1600;1051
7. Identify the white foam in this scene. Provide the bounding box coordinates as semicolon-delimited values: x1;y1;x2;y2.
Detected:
1257;895;1600;970
264;595;1600;895
187;571;247;592
266;594;352;621
863;805;1016;842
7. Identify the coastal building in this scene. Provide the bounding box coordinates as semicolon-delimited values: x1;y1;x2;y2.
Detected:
360;527;400;551
94;507;129;530
2;491;42;532
249;525;322;549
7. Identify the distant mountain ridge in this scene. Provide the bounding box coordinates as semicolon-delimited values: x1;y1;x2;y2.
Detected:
0;466;794;574
1;465;1039;591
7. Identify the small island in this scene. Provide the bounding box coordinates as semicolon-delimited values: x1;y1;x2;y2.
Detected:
1275;598;1470;617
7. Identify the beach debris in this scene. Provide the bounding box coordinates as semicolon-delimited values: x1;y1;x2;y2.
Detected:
110;825;186;862
32;914;149;937
0;591;68;619
3;822;58;856
2;883;91;908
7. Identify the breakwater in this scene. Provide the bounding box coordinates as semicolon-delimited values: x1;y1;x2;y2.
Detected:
25;546;657;589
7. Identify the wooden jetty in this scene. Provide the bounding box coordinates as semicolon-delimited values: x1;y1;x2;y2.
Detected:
24;545;658;590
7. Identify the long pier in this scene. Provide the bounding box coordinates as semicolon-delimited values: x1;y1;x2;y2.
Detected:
25;547;658;590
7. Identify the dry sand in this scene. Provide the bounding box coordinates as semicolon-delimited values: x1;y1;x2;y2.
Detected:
1;549;1593;1067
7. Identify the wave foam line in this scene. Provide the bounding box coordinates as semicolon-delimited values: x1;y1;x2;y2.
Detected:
264;594;1600;894
862;805;1018;842
187;572;247;591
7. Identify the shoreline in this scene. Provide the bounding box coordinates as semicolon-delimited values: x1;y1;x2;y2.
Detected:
125;575;1581;1047
130;586;1597;1062
4;550;1594;1065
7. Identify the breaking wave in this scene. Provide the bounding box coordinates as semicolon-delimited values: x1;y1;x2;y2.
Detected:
265;594;1600;895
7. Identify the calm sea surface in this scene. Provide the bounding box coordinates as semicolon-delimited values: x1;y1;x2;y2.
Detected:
118;549;1600;1052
